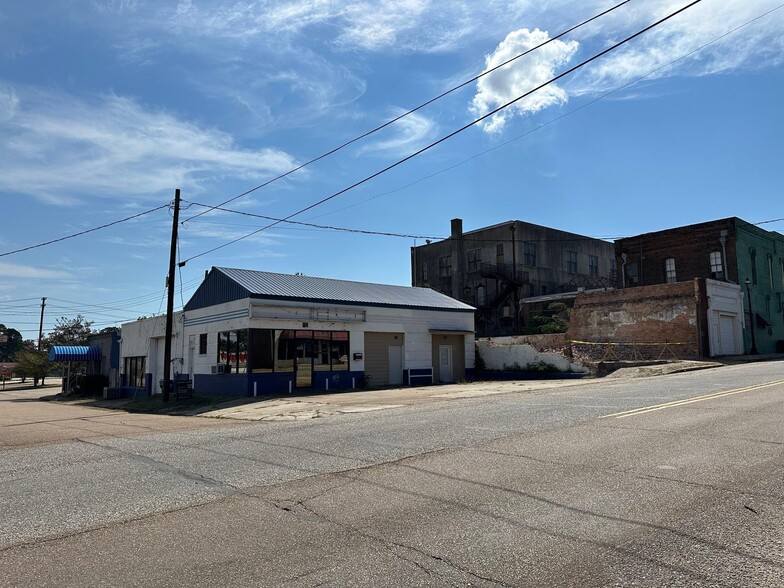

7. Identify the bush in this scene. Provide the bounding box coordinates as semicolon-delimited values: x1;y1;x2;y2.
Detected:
77;374;109;396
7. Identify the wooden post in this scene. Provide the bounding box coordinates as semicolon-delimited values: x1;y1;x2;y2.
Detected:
162;189;181;402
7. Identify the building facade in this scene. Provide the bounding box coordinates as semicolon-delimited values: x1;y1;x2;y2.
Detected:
615;217;784;354
411;218;616;336
120;267;475;396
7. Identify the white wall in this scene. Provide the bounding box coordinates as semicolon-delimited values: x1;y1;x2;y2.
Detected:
119;313;183;391
476;337;587;373
706;279;744;356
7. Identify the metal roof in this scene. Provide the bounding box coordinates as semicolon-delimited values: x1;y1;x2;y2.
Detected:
213;267;474;312
48;346;102;362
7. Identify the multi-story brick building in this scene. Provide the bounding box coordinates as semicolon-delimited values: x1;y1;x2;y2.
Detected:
411;219;616;336
615;217;784;354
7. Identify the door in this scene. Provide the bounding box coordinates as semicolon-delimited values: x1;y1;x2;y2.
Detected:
439;345;453;383
294;334;314;388
718;314;737;355
388;345;403;386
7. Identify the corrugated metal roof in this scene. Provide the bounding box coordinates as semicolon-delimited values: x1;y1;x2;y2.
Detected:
213;267;474;311
48;346;102;362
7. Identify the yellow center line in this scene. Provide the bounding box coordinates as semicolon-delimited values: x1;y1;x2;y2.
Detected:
600;379;784;419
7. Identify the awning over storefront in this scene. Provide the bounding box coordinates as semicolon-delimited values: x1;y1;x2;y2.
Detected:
48;346;102;362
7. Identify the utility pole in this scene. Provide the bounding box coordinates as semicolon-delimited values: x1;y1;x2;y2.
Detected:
162;189;181;402
37;297;47;351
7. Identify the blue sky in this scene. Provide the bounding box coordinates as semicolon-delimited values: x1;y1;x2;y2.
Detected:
1;0;783;339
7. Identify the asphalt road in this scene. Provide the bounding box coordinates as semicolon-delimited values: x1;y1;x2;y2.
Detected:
1;362;782;587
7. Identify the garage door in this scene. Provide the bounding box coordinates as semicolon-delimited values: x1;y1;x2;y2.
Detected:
364;332;404;387
718;314;737;355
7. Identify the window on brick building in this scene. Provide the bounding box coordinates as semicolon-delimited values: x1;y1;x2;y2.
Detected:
566;251;577;273
524;242;537;266
709;251;723;279
496;244;504;265
199;333;207;355
781;259;784;290
750;249;757;285
769;255;774;289
610;259;617;280
467;249;481;273
665;258;677;283
589;255;599;276
438;255;452;278
627;262;639;286
421;264;428;284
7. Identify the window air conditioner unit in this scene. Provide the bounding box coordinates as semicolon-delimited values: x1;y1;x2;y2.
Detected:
211;364;226;374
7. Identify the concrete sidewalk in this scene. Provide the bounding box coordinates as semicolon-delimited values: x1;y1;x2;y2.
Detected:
188;378;599;422
187;356;773;422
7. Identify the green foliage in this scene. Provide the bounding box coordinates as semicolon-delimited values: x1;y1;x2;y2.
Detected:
474;349;486;371
523;361;563;373
0;324;25;362
13;349;49;385
499;360;564;373
44;315;94;347
530;302;570;334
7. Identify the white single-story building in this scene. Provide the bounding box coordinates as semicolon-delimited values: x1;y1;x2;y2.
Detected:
120;267;475;396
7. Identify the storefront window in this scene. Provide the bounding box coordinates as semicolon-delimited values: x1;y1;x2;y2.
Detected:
124;356;146;388
250;329;274;373
275;330;296;372
217;330;249;374
254;329;351;373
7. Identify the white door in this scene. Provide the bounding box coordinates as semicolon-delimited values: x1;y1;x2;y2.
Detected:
718;314;737;355
439;345;453;383
388;345;403;386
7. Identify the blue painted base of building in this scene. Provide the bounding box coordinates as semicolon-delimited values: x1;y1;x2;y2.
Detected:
194;371;366;397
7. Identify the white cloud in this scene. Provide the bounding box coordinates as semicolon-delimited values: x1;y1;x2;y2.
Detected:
565;0;784;95
0;88;18;121
0;261;69;279
471;28;578;133
0;86;300;204
469;1;784;131
358;108;437;156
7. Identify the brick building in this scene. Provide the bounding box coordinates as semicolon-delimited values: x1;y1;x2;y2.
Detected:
615;217;784;354
411;219;616;337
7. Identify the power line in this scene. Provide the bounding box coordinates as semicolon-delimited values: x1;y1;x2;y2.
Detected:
181;0;633;224
0;204;170;258
180;0;704;266
183;201;441;240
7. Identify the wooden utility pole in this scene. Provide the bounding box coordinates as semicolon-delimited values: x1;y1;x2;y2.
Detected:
37;297;47;351
162;189;181;402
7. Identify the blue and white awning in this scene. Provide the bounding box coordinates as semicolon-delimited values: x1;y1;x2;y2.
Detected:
48;346;102;362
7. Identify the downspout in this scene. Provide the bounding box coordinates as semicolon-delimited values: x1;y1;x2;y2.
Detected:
719;230;729;282
621;253;627;289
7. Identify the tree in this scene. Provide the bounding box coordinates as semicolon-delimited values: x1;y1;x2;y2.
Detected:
0;324;25;362
531;302;570;334
99;326;120;334
14;349;49;387
44;315;94;347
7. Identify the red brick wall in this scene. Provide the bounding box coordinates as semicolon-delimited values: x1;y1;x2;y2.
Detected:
569;281;702;359
615;218;737;287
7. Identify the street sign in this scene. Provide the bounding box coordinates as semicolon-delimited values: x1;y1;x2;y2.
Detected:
0;335;8;343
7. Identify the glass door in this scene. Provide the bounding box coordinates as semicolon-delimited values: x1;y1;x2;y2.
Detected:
294;330;314;388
